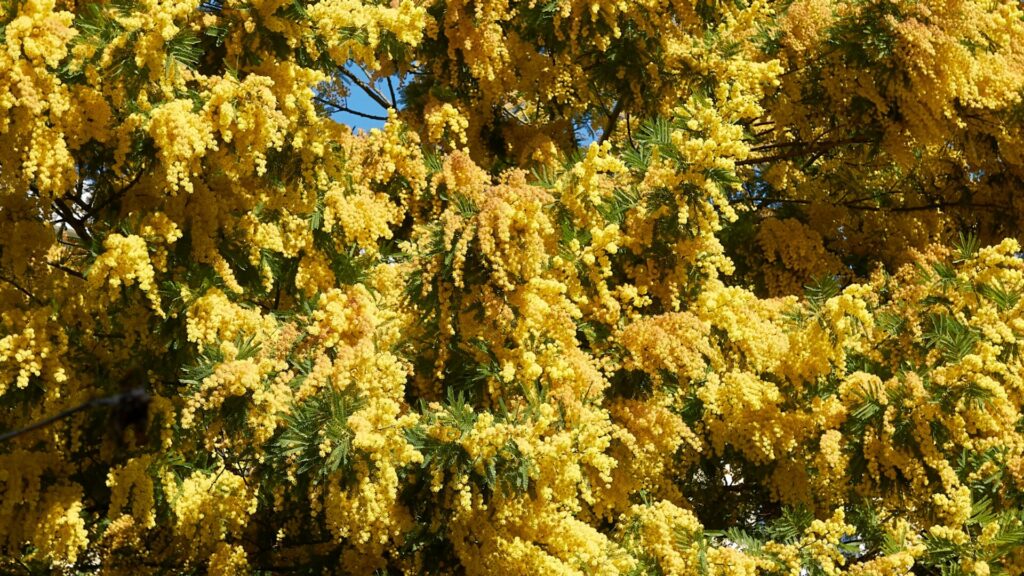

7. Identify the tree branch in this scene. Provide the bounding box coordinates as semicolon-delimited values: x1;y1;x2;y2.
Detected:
314;96;390;121
598;99;624;145
48;261;86;279
86;169;147;219
0;388;148;443
739;137;875;166
51;198;92;244
386;76;397;108
753;197;1008;213
338;67;393;111
0;275;44;305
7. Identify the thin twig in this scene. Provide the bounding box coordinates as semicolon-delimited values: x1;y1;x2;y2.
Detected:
386;76;397;108
0;388;148;443
48;261;86;279
738;137;875;166
313;96;389;121
754;197;1006;213
338;67;392;110
0;275;43;305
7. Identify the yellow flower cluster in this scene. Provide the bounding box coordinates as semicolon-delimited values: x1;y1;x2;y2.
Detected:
322;185;404;251
148;99;218;194
307;285;378;349
88;233;164;315
0;452;87;568
756;217;844;296
0;307;67;394
206;542;250;575
425;102;470;146
308;0;426;66
106;455;157;529
164;468;256;554
186;288;276;346
621;500;704;575
0;0;76;199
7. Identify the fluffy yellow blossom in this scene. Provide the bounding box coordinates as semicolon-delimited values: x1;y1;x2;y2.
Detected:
207;542;250;575
425;102;470;146
307;285;378;349
88;233;164;315
756;217;844;296
165;469;256;553
147;99;218;193
107;456;156;529
186;288;275;346
622;500;704;575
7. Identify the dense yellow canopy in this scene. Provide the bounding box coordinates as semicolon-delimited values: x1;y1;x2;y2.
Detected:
2;0;1024;573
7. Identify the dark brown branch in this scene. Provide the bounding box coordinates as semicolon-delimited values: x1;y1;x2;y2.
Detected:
801;148;829;169
338;67;393;111
51;199;92;244
48;261;86;279
878;200;1006;213
386;76;397;108
754;197;1007;213
749;140;810;152
86;169;147;219
252;541;343;573
738;137;875;166
313;96;389;121
598;99;625;145
64;183;92;213
749;136;853;153
0;388;148;443
0;275;43;305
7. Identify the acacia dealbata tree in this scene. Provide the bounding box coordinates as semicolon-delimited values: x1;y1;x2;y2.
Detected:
2;0;1024;573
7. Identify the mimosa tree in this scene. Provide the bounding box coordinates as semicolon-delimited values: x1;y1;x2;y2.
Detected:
2;0;1024;573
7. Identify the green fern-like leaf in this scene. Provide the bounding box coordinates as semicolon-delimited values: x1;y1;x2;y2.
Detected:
622;143;652;171
637;117;674;156
953;231;980;263
276;0;308;22
874;311;904;335
968;496;998;527
75;3;120;44
847;386;885;435
723;527;763;552
922;313;978;364
166;30;203;72
989;511;1024;559
805;275;841;314
768;506;815;543
271;385;366;483
931;261;960;290
424;148;444;176
962;380;995;410
978;282;1021;312
596;187;640;225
